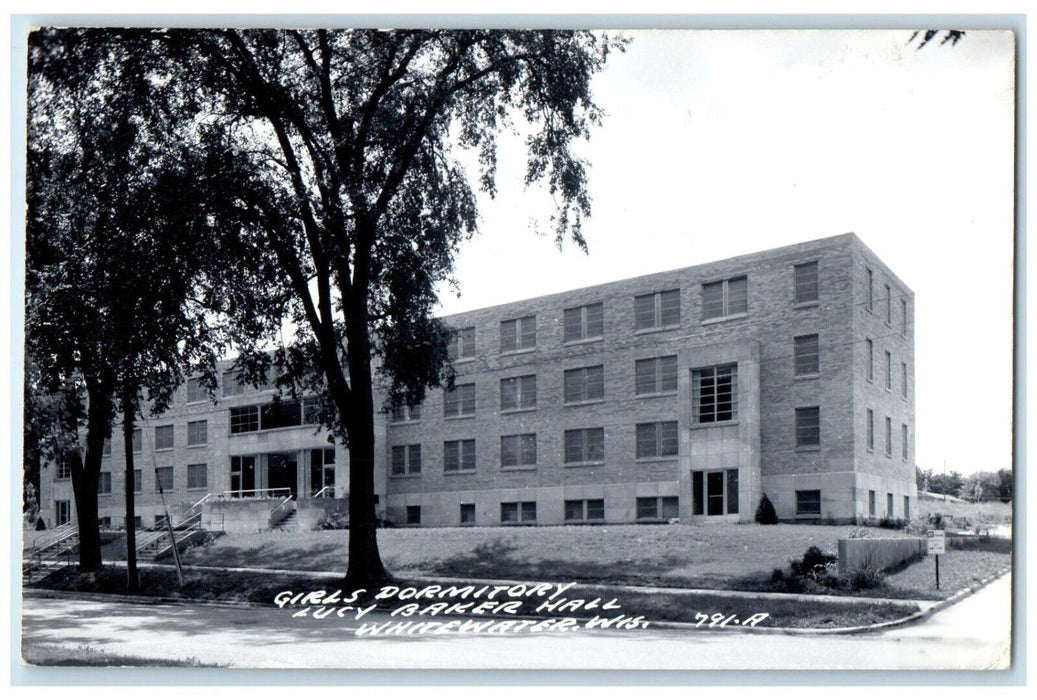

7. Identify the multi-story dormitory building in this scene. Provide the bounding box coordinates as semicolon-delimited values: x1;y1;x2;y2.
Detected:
39;233;915;531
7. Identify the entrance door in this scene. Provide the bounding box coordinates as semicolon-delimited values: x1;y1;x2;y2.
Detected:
706;471;725;515
267;453;298;498
55;500;71;526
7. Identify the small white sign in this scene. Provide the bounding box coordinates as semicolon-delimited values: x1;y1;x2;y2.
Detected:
927;529;946;555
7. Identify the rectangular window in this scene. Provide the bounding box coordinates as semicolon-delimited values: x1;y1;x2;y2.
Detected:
98;472;112;495
501;434;537;468
796;490;822;516
902;424;909;461
56;457;72;480
904;496;911;520
702;276;747;321
406;506;421;525
390;404;422;422
98;516;111;529
230;406;260;434
885;284;893;324
155;425;174;451
500;315;536;353
866;408;875;450
635;421;679;459
866;268;874;313
635;355;678;395
885;416;893;457
391;444;422;476
133;469;142;494
866;339;874;381
187;463;208;490
186;378;207;404
868;490;876;516
692;471;704;516
500;375;537;411
230;456;256;496
902;362;909;399
636;496;679;521
564;365;604;404
443;383;476;418
794;261;819;304
885;351;892;390
302;397;322;424
155;466;174;493
691;469;738;516
154;515;167;530
222;370;245;397
444;439;476;472
102;438;112;456
726;469;739;515
902;299;909;336
794;334;820;376
795;407;821;447
564;428;605;464
55;501;71;526
564;499;605;522
448;326;476;361
460;503;476;525
634;289;680;331
887;492;894;516
501;501;537;524
693;364;738;423
260;399;302;430
187;420;207;447
564;302;604;342
309;448;336;496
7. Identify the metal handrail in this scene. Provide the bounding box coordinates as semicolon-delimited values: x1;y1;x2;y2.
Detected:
217;487;293;500
30;527;79;557
311;486;333;499
31;520;77;552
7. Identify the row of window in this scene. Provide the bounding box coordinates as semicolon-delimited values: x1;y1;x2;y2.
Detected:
865;338;910;398
403;495;682;525
868;490;912;519
95;464;209;495
865;410;911;460
445;262;824;361
93;420;209;460
865;266;910;336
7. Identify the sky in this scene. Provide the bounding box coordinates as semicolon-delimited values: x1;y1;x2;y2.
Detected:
433;30;1016;476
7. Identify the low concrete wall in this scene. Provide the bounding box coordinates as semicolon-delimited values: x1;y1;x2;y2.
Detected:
838;537;927;575
295;498;349;531
204;499;281;533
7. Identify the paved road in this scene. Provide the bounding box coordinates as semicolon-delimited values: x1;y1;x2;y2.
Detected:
20;574;1011;670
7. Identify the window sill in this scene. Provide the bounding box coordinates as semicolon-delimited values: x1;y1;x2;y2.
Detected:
793;300;819;309
389;473;422;480
564;461;605;468
635;456;679;464
187;486;208;492
390;419;422;426
500;521;538;526
634;324;681;336
635;390;678;399
187;443;207;449
500;407;537;416
564;519;606;525
501;465;537;472
185;400;206;406
564;399;605;408
795;446;821;452
451;357;476;364
443;414;476;421
501;347;536;357
444;469;477;476
563;337;603;347
155;448;174;453
690;420;739;430
701;312;748;326
794;373;820;381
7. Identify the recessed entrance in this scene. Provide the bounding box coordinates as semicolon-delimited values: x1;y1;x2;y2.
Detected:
692;468;739;516
267;452;298;498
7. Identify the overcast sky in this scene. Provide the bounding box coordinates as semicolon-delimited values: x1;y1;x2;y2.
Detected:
435;29;1016;476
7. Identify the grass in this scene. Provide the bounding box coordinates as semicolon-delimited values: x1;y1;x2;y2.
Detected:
914;498;1013;529
21;642;215;667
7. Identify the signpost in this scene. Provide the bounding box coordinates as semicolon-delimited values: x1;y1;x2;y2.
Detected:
927;529;946;589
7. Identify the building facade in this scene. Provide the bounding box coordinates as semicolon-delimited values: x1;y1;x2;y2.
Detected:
40;233;916;530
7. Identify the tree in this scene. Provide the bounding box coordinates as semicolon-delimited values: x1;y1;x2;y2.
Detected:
27;28;229;575
178;29;625;586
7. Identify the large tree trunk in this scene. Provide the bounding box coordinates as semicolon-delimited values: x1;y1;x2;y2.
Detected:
71;382;111;571
122;387;139;592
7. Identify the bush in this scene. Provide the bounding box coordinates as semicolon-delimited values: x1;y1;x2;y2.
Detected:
316;510;350;530
755;494;778;525
848;566;886;590
877;516;907;530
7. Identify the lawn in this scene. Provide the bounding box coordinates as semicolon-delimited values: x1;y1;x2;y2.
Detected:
914;498;1013;530
178;523;916;589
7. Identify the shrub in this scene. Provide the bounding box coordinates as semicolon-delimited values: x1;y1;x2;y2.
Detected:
317;510;350;530
848;566;886;590
877;516;907;530
755;494;778;525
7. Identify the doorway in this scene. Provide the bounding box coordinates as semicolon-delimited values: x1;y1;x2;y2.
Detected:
267;453;298;498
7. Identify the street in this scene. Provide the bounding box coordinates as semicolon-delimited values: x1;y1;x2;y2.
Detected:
20;574;1011;670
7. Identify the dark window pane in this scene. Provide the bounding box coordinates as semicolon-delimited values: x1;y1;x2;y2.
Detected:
794;334;820;376
563;307;582;343
797;490;821;515
661;496;680;519
726;469;739;514
702;281;724;320
659;290;680;326
636;497;658;519
796;407;821;447
794;261;819;303
692;471;704;515
634;294;656;330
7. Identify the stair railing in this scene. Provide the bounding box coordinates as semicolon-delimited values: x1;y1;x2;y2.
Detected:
269;494;296;528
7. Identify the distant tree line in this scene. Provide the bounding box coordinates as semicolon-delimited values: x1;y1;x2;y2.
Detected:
916;467;1012;503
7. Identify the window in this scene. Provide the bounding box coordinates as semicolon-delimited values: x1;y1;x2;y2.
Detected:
309;448;335;496
460;503;476;525
692;469;739;515
302;397;322;424
501;434;537;468
154;515;167;530
155;425;174;451
636;496;679;521
230;456;256;496
187;420;207;447
635;421;679;459
702;276;747;321
230;406;260;434
904;496;911;520
635;289;680;331
444;439;476;473
887;493;894;517
868;490;876;517
448;326;475;361
885;284;893;324
56;458;72;480
391;404;422;422
564;499;605;522
902;299;909;336
794;334;820;376
406;506;421;525
794;261;819;304
885;416;892;457
261;399;302;430
98;516;111;529
133;469;142;494
500;375;537;411
102;438;112;456
564;428;605;464
391;445;422;476
222;370;245;397
693;365;737;423
98;472;112;495
186;378;207;404
501;501;537;524
866;409;875;450
902;362;909;399
866;268;874;313
635;356;678;395
564;365;604;404
443;383;476;418
131;429;142;454
188;463;208;490
133;516;142;530
55;501;71;526
902;424;909;461
796;490;822;516
500;315;536;352
866;339;874;381
155;466;174;493
564;302;604;342
885;351;892;390
795;407;820;447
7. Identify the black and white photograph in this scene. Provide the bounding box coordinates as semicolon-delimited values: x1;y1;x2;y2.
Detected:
8;9;1020;684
